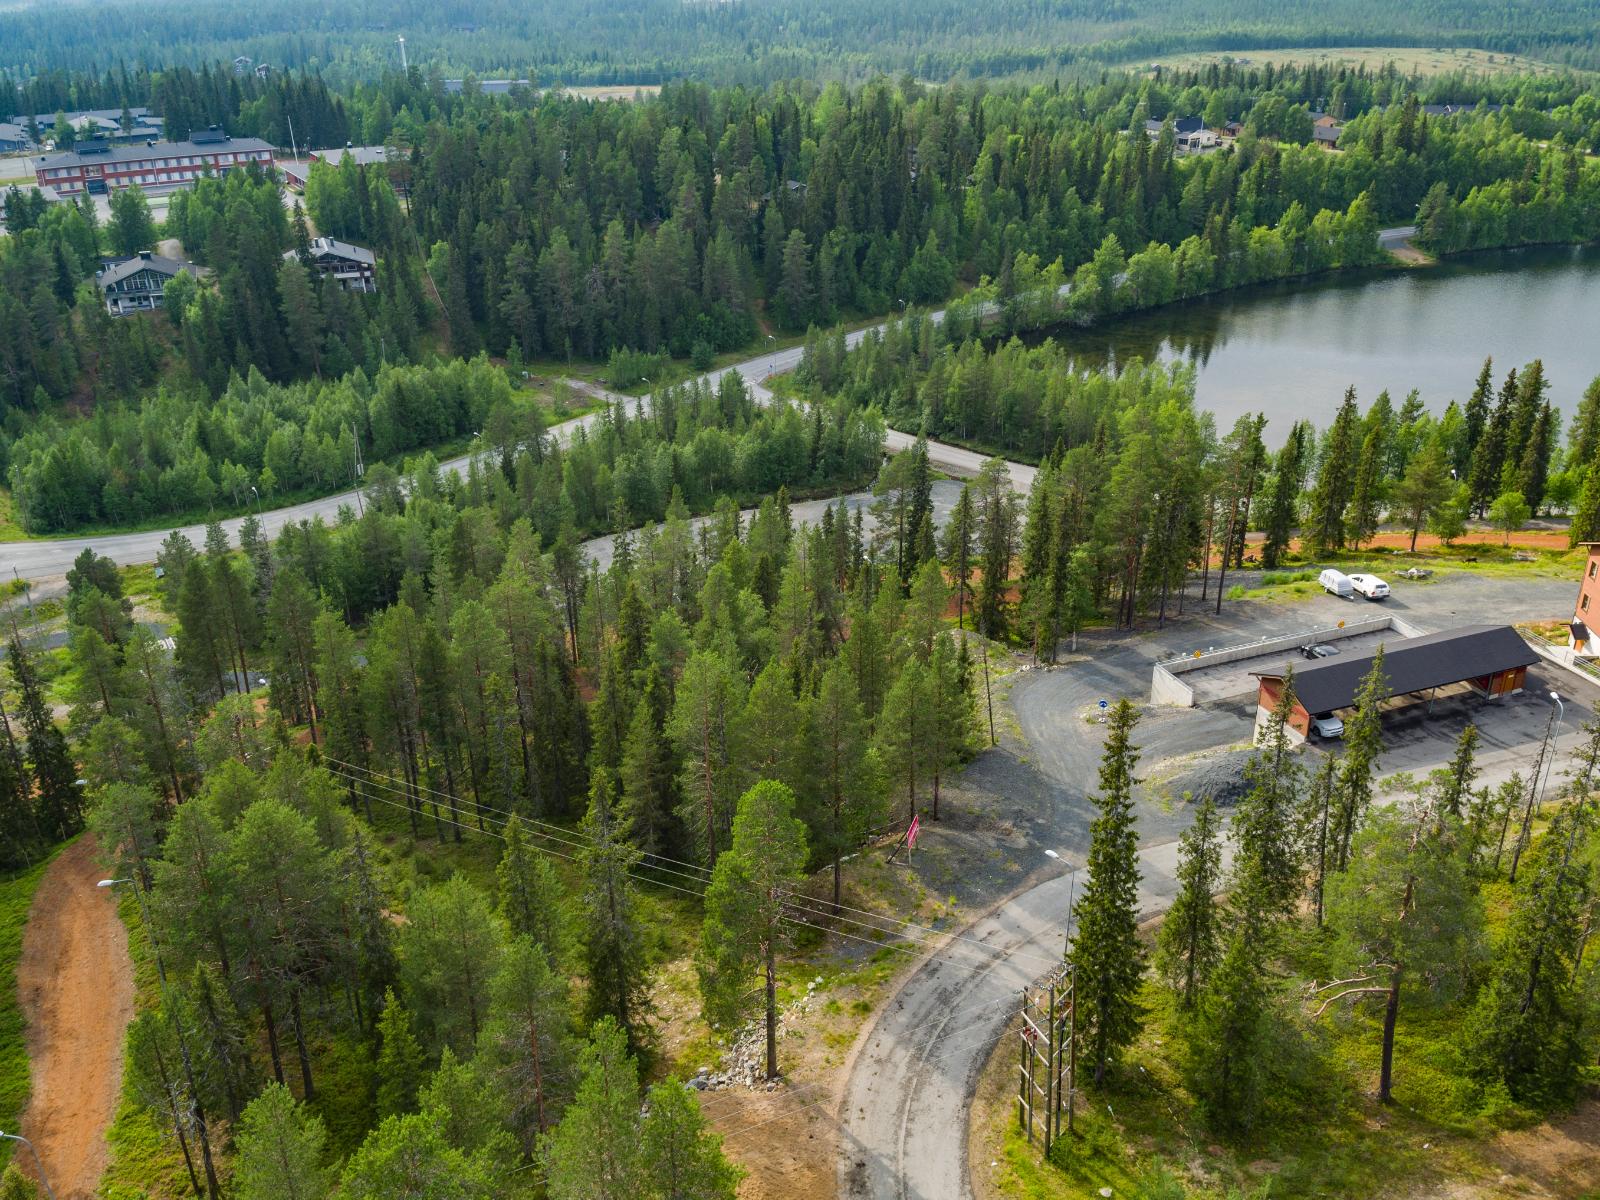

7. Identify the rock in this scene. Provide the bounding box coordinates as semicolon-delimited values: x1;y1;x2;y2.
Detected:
1099;1189;1114;1198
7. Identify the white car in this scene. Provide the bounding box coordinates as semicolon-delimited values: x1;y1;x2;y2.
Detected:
1310;713;1345;740
1347;573;1390;601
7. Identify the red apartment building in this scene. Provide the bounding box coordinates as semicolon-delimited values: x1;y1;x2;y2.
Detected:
36;126;274;196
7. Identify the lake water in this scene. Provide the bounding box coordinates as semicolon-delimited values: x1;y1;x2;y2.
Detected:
1051;243;1600;433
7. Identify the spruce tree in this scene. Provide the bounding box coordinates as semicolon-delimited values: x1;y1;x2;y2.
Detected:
541;1017;645;1200
578;770;651;1046
1307;388;1360;553
1332;647;1387;871
1346;423;1385;549
1068;698;1145;1085
1261;421;1309;569
1235;673;1305;921
497;815;573;968
1458;356;1494;476
808;657;879;909
1156;797;1222;1008
374;988;425;1118
8;633;80;841
1188;924;1269;1134
233;1084;331;1200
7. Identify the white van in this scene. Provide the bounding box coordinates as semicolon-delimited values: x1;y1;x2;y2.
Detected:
1319;568;1353;598
1347;573;1391;601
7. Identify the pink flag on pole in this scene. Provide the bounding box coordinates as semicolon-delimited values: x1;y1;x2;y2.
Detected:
907;814;921;849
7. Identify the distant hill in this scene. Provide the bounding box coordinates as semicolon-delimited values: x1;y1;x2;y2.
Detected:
4;0;1600;84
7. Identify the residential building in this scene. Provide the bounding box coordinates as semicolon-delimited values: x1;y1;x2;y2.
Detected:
443;79;530;95
96;251;200;315
288;236;377;293
35;127;274;196
1570;543;1600;656
1143;116;1221;154
0;122;28;152
20;108;163;145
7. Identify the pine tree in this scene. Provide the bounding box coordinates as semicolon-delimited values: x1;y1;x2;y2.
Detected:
1156;797;1222;1008
1325;806;1481;1104
397;875;504;1059
1391;436;1456;551
341;1112;499;1199
698;780;808;1079
478;936;578;1152
669;647;746;865
876;658;932;828
374;988;426;1118
1068;698;1145;1084
639;1078;744;1200
233;1084;331;1200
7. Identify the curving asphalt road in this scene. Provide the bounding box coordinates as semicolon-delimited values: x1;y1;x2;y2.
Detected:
5;303;1033;579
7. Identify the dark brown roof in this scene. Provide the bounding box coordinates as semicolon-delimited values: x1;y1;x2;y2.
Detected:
1253;625;1537;714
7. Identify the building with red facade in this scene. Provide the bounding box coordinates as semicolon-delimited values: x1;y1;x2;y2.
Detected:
36;127;274;196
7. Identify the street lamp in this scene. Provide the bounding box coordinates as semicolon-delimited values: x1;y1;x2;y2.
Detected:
1538;691;1566;808
1044;850;1077;960
98;879;221;1192
0;1130;56;1199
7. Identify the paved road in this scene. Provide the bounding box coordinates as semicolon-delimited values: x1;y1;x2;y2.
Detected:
836;574;1597;1200
1379;223;1420;252
6;307;1032;579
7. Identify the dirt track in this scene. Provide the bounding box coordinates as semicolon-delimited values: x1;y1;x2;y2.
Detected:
17;836;134;1200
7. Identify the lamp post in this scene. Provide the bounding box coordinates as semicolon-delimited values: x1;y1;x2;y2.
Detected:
1538;690;1566;806
0;1130;57;1199
1044;850;1077;960
97;879;221;1197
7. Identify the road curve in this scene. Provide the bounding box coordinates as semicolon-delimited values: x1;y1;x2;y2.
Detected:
6;302;1031;578
836;839;1194;1200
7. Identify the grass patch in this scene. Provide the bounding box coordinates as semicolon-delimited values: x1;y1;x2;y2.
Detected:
0;851;60;1172
1137;45;1576;78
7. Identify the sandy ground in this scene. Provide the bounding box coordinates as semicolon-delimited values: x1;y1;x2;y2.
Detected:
16;836;134;1200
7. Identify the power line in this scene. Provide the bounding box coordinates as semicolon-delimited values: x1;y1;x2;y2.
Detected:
328;758;1061;971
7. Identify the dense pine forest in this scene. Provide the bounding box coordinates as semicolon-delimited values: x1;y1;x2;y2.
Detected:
7;0;1600;83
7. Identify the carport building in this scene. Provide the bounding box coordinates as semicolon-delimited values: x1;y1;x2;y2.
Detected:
1251;624;1537;743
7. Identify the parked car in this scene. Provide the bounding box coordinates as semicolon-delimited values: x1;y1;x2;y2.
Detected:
1300;643;1340;659
1310;713;1345;740
1318;568;1354;598
1347;573;1390;600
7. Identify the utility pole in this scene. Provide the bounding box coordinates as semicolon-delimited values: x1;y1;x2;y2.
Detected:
397;36;408;71
349;423;366;516
286;112;298;163
1018;965;1075;1156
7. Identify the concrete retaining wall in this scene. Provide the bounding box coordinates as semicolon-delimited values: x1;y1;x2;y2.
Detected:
1150;613;1427;708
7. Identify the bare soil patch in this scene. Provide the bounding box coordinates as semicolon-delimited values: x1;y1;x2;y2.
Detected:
16;836;134;1200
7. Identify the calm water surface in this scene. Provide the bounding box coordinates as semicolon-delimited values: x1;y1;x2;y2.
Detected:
1051;243;1600;432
